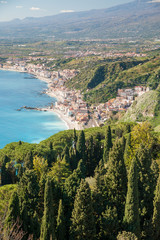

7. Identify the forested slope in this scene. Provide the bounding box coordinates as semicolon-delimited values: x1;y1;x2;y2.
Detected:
66;56;160;103
0;122;160;239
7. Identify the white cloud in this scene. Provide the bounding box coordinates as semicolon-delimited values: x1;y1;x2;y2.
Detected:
16;6;23;9
30;7;40;11
60;10;75;13
0;1;7;3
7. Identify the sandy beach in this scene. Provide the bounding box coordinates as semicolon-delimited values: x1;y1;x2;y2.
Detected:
38;107;82;130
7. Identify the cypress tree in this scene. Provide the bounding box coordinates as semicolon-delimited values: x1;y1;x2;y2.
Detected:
70;179;96;240
1;155;12;185
5;191;20;227
151;160;159;192
103;126;112;162
24;151;33;170
69;146;77;171
124;133;131;167
121;136;126;154
77;130;86;162
40;178;55;240
94;160;107;195
123;159;140;239
18;170;40;238
47;142;55;167
86;135;94;176
99;206;119;240
56;199;65;240
65;159;86;202
152;173;160;240
73;128;77;149
92;160;108;226
94;132;103;164
62;146;70;165
136;145;154;227
105;139;127;222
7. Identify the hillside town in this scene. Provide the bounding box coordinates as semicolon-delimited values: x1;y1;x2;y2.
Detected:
0;59;150;129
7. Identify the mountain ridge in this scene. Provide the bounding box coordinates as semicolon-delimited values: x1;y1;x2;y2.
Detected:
0;0;159;40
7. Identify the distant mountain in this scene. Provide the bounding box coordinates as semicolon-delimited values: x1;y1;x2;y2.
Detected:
0;0;160;40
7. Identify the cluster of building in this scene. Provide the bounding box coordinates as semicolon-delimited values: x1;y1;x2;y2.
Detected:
91;86;150;124
1;59;78;81
54;90;89;124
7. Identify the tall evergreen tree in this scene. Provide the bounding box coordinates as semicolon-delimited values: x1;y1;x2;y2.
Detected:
18;170;40;238
77;130;86;162
5;191;20;227
64;160;86;239
56;199;65;240
69;146;77;171
47;141;55;167
103;126;112;162
70;179;96;240
92;160;108;235
0;155;12;185
99;206;119;240
123;159;140;239
136;145;154;228
65;159;86;202
105;139;127;222
24;151;33;170
40;178;55;240
94;160;107;197
86;135;95;176
121;136;126;154
124;133;131;167
73;128;77;149
151;160;159;192
62;146;70;165
152;173;160;240
93;132;103;166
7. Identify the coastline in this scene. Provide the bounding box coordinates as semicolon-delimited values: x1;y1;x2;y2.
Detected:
0;67;83;130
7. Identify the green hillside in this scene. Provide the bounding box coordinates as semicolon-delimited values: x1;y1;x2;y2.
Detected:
121;88;160;133
122;90;159;122
66;56;160;103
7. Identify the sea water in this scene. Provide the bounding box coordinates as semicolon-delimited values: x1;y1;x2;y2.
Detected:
0;70;68;148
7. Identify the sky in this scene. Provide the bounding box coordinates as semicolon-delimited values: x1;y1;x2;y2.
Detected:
0;0;134;22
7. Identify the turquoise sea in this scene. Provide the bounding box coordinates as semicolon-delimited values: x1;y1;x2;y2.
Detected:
0;70;67;149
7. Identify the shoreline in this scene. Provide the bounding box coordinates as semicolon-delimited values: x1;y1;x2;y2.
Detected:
39;107;82;130
0;67;83;130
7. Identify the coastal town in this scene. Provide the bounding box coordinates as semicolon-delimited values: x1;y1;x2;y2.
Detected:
0;58;150;129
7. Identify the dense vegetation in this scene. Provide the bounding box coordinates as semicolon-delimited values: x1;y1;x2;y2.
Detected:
0;122;160;240
66;56;160;103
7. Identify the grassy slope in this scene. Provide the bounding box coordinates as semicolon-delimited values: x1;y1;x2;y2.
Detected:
122;89;160;132
122;90;159;122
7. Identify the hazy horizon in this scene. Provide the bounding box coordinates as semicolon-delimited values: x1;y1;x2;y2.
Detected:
0;0;134;22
